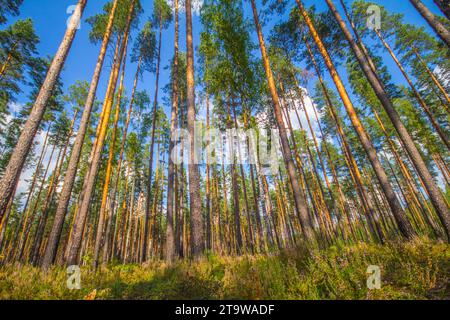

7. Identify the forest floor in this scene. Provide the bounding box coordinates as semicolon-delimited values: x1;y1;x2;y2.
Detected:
0;238;448;300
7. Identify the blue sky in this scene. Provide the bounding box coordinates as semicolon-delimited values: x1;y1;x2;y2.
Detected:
6;0;446;120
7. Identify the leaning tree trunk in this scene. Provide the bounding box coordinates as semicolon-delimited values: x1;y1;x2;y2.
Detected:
433;0;450;20
0;0;86;222
409;0;450;48
93;49;127;268
302;31;381;243
65;3;135;265
250;0;314;241
41;0;119;269
327;0;450;240
186;0;204;259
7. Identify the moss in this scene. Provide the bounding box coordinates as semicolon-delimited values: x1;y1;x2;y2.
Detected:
0;238;448;300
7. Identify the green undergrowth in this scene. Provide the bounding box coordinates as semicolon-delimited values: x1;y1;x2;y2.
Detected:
0;238;448;300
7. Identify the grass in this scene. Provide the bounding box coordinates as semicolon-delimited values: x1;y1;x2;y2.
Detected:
0;238;448;300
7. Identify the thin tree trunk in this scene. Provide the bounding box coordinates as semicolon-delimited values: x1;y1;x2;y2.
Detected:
18;142;56;262
143;13;164;262
302;31;381;242
28;147;64;265
205;94;212;251
9;126;51;261
412;47;450;105
230;98;254;253
30;110;78;265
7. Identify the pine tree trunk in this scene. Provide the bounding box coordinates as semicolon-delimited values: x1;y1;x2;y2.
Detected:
29;147;64;265
9;126;51;260
205;94;212;252
30;111;78;265
434;0;450;20
41;0;119;269
186;0;204;259
412;47;450;105
0;0;86;221
302;31;382;242
165;0;179;264
409;0;450;47
231;100;254;253
93;50;127;268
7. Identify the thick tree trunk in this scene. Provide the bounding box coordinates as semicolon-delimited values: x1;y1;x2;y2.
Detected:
409;0;450;47
165;0;179;265
433;0;450;20
41;0;119;269
186;0;204;259
0;0;86;222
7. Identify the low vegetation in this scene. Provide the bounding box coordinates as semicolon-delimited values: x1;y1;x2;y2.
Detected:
1;238;448;300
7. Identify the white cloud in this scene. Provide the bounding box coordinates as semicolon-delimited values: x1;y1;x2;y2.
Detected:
166;0;204;15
